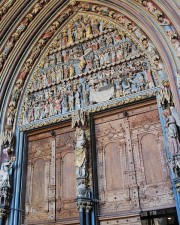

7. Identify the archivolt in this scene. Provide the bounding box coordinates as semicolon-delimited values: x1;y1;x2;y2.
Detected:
0;0;179;150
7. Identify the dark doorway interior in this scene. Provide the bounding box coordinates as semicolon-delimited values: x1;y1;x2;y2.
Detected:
141;208;178;225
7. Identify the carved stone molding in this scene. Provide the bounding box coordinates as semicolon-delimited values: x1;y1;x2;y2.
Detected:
0;0;16;21
132;0;180;58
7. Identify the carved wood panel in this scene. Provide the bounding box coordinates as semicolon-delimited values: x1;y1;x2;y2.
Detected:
56;130;79;222
25;137;52;224
94;103;174;224
24;125;79;225
129;108;174;211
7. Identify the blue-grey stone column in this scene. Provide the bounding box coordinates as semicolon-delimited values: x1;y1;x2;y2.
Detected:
77;197;93;225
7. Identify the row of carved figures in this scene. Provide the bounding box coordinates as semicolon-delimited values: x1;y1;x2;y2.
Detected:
54;17;113;48
43;39;138;69
30;70;152;102
31;56;145;92
23;71;154;124
54;28;123;51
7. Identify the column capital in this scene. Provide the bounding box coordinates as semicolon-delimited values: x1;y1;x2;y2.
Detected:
76;197;94;212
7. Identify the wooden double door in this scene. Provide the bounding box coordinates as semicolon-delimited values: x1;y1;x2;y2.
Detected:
24;100;175;225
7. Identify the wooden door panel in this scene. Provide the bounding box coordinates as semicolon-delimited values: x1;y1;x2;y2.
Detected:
95;118;131;215
94;103;175;222
128;109;175;211
55;130;78;222
31;159;45;210
24;125;79;225
25;137;52;224
105;142;123;191
62;152;76;199
141;133;163;184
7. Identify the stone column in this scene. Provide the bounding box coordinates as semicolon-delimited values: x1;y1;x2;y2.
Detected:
86;202;92;225
78;204;85;225
77;198;93;225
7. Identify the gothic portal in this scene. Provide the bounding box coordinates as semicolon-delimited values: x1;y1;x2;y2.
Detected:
0;1;180;225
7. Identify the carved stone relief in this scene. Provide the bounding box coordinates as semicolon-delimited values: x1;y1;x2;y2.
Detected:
20;14;158;127
0;1;179;224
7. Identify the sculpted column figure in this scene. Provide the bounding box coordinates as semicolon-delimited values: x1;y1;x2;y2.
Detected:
72;110;93;225
0;157;15;225
158;84;180;194
162;108;180;155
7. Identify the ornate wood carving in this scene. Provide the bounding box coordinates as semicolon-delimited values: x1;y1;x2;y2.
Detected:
129;109;174;210
55;130;78;221
94;103;174;223
24;126;79;224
